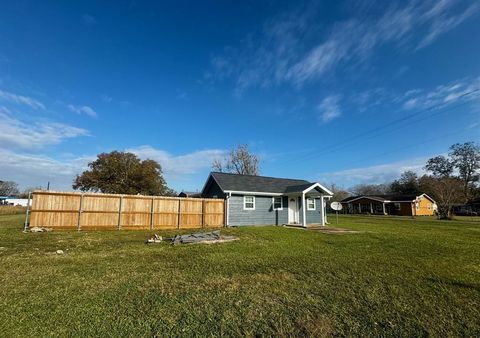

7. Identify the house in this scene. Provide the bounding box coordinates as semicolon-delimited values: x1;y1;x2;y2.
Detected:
201;172;333;227
177;191;201;198
340;194;437;216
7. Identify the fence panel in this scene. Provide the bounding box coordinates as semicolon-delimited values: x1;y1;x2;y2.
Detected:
29;191;224;231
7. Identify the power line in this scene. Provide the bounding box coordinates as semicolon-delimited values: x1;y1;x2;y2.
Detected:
291;88;480;164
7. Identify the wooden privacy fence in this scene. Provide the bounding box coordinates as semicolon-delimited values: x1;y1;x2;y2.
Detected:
28;191;225;231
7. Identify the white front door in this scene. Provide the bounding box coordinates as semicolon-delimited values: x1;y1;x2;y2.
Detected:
288;197;299;224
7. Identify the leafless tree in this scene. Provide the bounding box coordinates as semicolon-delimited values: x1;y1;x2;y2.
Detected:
328;183;350;202
0;181;19;196
419;175;463;219
212;144;260;175
350;183;390;196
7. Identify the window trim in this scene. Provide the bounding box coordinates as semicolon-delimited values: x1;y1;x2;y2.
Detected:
244;195;255;210
272;196;283;210
307;198;316;210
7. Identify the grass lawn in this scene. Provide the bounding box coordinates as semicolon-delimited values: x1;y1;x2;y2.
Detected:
1;214;479;337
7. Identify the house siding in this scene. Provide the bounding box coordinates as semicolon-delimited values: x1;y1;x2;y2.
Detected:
299;197;323;224
228;195;288;226
228;195;323;226
414;195;436;216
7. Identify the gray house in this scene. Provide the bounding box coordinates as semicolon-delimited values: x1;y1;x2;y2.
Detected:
201;172;333;227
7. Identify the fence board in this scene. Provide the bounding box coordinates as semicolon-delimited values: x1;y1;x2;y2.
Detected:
29;191;224;231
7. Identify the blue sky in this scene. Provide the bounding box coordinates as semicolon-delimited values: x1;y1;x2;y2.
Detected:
0;0;479;192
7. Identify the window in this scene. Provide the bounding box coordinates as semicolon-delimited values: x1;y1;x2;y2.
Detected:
394;203;401;211
273;197;283;210
244;196;255;210
307;198;315;210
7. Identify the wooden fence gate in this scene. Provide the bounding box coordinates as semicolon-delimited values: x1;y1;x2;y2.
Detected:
27;191;225;230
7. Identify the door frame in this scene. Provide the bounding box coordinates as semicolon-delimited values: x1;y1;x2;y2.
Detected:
288;196;299;224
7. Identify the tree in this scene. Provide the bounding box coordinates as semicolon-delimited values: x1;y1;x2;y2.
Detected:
73;151;174;195
328;183;350;202
449;142;480;201
390;171;420;195
419;175;463;219
212;144;260;175
424;156;454;178
350;183;390;196
17;186;44;198
0;181;19;196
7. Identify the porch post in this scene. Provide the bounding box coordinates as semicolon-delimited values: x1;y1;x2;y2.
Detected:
320;195;325;226
370;202;373;214
302;193;307;227
382;203;386;215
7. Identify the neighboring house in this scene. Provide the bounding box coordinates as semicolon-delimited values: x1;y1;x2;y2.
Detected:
201;172;333;227
0;197;29;206
340;194;437;216
177;191;201;198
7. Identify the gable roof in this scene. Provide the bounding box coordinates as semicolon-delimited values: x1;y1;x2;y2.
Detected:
204;172;333;195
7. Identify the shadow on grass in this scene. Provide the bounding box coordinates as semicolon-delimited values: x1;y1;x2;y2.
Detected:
426;277;480;291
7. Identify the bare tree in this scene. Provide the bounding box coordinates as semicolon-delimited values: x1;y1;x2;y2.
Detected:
328;183;350;202
419;175;463;219
350;183;390;196
212;144;260;175
0;181;19;196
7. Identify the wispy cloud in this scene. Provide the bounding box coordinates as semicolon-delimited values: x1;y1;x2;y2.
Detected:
128;145;226;177
82;14;97;26
401;77;480;110
318;157;428;187
318;95;342;123
208;0;479;92
0;89;45;109
0;148;92;190
68;104;98;117
417;0;479;49
0;109;89;150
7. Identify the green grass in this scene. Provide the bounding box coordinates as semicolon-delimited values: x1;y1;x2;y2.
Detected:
1;214;479;337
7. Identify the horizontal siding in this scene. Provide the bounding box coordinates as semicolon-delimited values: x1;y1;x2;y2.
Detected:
229;195;324;226
299;197;323;224
228;195;288;226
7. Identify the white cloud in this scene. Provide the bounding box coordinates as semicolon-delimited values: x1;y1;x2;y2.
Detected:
208;0;479;91
0;145;227;191
417;1;479;49
68;104;98;117
402;77;480;110
0;89;45;109
317;95;341;123
0;148;92;190
128;145;226;177
0;109;89;150
318;157;428;187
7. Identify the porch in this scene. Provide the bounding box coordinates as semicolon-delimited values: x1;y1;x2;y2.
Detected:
283;182;333;227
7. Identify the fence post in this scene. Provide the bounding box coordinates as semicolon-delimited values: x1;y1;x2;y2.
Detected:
177;198;181;230
201;199;205;228
23;191;32;232
77;193;84;231
118;195;123;230
150;197;154;230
